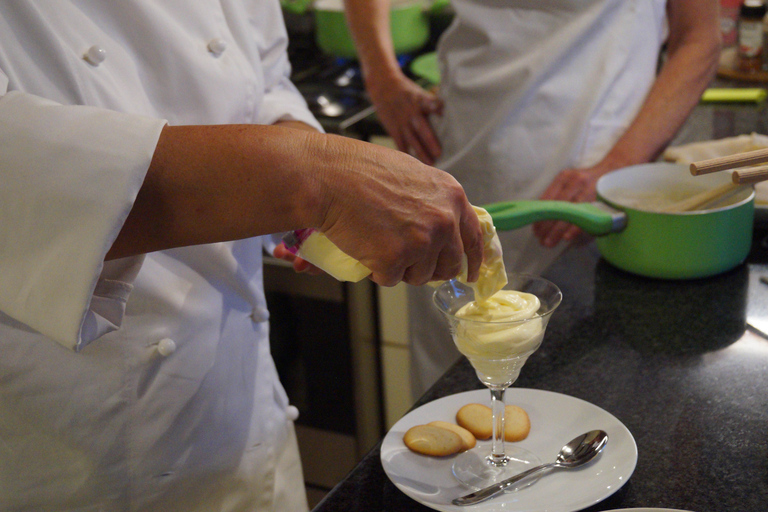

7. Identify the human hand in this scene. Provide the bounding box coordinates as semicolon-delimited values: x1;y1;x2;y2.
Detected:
533;167;602;247
314;135;483;287
273;242;324;276
367;74;443;165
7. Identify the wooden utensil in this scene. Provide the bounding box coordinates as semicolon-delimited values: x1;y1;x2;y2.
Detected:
662;182;751;213
732;163;768;184
690;147;768;175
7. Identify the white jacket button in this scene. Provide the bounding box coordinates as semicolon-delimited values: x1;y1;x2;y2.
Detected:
83;45;106;66
286;405;300;421
251;306;269;323
207;38;227;57
157;338;177;357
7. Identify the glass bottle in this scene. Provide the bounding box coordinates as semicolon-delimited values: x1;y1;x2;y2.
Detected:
738;0;767;73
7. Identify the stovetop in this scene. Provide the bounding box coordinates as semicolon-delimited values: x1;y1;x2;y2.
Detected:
287;31;379;135
286;25;432;137
295;62;371;119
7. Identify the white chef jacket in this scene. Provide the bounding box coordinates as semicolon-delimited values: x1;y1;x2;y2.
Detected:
408;0;669;397
0;2;320;511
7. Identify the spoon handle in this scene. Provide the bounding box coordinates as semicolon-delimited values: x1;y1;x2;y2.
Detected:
452;462;555;506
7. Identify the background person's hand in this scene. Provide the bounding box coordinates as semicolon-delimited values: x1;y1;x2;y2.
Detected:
273;242;324;275
532;166;602;247
342;0;443;164
367;74;443;165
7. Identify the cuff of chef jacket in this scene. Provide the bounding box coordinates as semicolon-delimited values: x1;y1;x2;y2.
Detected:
0;91;167;351
259;88;324;133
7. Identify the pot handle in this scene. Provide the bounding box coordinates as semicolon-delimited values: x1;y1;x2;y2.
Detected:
281;0;313;15
483;200;626;235
428;0;451;14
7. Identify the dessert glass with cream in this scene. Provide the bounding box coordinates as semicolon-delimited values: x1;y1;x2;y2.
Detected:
433;273;562;489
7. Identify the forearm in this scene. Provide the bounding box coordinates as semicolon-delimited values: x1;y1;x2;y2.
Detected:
534;1;720;246
107;122;484;287
599;0;720;171
274;119;321;132
344;0;443;163
107;124;327;259
344;0;403;91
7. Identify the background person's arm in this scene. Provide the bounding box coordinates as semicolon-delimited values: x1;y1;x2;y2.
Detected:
534;0;721;247
344;0;442;164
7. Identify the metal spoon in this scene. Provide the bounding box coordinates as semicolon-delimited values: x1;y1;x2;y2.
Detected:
452;429;608;506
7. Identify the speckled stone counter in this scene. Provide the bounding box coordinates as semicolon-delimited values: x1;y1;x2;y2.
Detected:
312;230;768;512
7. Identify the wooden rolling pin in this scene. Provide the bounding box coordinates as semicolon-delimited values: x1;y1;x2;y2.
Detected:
732;163;768;184
690;147;768;175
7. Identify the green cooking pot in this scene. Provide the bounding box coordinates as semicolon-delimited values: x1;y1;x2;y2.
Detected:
411;51;439;84
283;0;450;59
483;163;755;280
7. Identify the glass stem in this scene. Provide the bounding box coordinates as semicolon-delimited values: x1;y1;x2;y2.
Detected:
489;386;508;466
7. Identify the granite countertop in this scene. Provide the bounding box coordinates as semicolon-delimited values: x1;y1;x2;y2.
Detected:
312;229;768;512
310;84;768;512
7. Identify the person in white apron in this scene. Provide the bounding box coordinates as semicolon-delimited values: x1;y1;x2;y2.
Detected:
345;0;720;397
0;2;485;511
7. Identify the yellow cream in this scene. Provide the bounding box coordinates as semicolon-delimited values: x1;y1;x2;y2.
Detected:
453;290;544;385
456;289;540;323
448;206;508;302
455;289;543;354
432;207;550;385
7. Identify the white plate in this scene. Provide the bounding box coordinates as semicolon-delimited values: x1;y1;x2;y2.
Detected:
381;388;637;512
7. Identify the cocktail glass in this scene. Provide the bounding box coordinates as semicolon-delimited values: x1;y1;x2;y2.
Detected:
433;273;562;489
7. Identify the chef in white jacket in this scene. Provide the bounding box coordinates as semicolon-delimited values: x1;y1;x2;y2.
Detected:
0;2;484;511
345;0;720;396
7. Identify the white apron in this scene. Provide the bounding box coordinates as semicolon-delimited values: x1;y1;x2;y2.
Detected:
0;2;320;511
409;0;668;397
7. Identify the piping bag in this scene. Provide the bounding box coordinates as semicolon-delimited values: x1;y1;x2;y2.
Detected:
282;228;372;282
430;206;507;302
282;206;507;298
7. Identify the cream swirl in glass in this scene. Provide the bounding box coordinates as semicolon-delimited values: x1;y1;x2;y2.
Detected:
453;289;544;387
434;271;561;486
